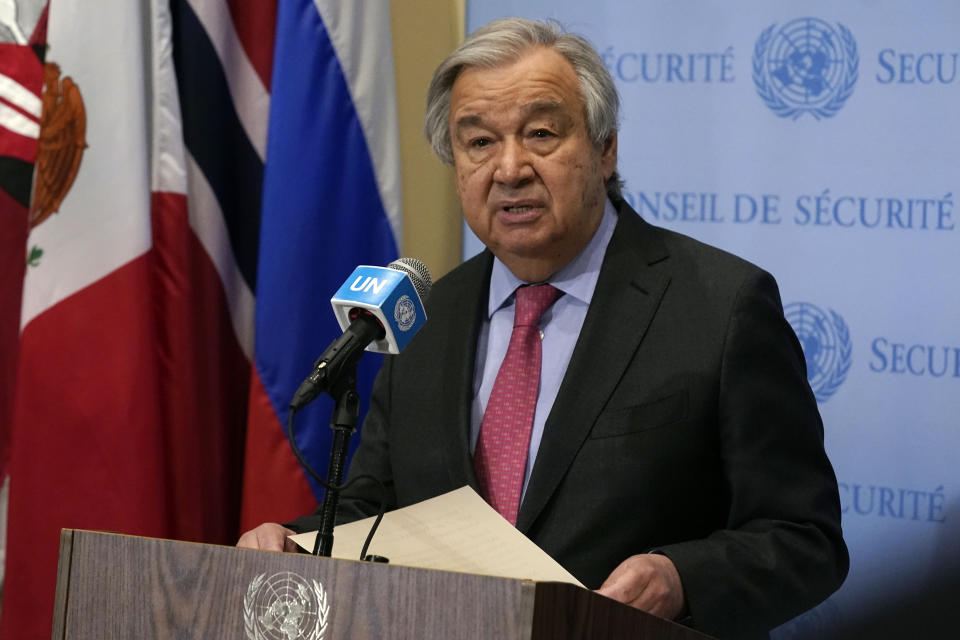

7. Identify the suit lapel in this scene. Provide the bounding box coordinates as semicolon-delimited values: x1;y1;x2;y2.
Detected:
426;252;492;492
516;205;672;532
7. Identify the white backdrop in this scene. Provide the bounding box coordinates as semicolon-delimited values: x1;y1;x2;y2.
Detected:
465;2;960;635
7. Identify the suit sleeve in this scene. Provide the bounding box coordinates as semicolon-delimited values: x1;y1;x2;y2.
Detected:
655;269;849;638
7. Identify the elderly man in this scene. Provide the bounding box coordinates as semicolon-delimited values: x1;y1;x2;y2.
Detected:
239;18;848;638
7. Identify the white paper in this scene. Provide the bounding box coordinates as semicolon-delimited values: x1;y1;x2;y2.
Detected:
290;486;584;587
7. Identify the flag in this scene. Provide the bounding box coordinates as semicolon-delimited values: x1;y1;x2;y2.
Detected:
1;0;402;635
239;0;401;529
2;0;261;635
0;2;48;482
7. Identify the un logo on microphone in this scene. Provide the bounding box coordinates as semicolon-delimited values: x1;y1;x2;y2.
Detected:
784;302;852;403
394;295;417;331
753;17;859;120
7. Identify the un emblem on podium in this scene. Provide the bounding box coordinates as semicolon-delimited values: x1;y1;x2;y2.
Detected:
784;302;852;403
244;572;330;640
753;17;859;120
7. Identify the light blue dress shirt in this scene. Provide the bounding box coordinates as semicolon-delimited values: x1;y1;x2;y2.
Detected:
470;200;618;499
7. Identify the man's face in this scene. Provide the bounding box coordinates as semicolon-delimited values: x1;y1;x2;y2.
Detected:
449;47;616;282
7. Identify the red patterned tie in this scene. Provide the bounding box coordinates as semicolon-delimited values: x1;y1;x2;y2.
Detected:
474;283;563;525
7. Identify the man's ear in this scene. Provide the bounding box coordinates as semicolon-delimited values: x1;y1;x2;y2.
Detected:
601;134;618;178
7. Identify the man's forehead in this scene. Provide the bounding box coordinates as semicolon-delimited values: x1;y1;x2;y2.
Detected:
454;99;568;129
450;53;584;128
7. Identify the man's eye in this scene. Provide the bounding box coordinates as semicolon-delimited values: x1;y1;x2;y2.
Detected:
531;129;554;138
471;137;491;148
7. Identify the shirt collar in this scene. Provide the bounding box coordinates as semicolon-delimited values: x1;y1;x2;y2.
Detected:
487;199;618;317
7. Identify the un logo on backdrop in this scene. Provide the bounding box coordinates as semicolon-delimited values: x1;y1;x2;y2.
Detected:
784;302;852;402
753;17;859;120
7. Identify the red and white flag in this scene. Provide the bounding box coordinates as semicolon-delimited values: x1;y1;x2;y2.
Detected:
2;1;262;635
0;0;48;482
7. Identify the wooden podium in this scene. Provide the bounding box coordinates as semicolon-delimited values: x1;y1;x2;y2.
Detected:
52;529;714;639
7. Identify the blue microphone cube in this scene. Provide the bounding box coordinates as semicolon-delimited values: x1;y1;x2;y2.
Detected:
330;265;428;354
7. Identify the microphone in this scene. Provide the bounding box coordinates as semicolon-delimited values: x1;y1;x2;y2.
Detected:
290;258;431;410
331;257;432;354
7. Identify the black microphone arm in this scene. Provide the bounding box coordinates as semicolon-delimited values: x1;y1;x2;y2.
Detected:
287;310;384;558
289;311;385;411
286;257;431;557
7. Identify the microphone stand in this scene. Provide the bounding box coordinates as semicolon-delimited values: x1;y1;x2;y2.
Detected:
310;364;360;557
289;312;382;557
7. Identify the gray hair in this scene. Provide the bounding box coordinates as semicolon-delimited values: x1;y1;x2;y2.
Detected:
424;18;623;199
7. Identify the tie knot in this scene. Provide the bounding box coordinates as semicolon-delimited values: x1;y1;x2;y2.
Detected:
513;284;562;328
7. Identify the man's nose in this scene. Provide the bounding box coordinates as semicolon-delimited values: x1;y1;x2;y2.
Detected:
492;139;534;186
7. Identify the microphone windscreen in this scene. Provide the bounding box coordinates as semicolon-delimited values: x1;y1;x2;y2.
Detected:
388;257;432;302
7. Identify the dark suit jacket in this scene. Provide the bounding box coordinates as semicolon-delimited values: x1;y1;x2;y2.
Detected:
292;200;848;639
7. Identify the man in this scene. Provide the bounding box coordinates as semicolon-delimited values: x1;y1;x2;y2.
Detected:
239;18;848;638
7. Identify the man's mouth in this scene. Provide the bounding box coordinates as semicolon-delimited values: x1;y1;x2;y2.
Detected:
498;199;544;216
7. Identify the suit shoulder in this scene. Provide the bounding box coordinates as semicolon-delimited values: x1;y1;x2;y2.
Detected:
426;251;491;306
614;200;770;283
622;214;782;307
653;223;768;279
